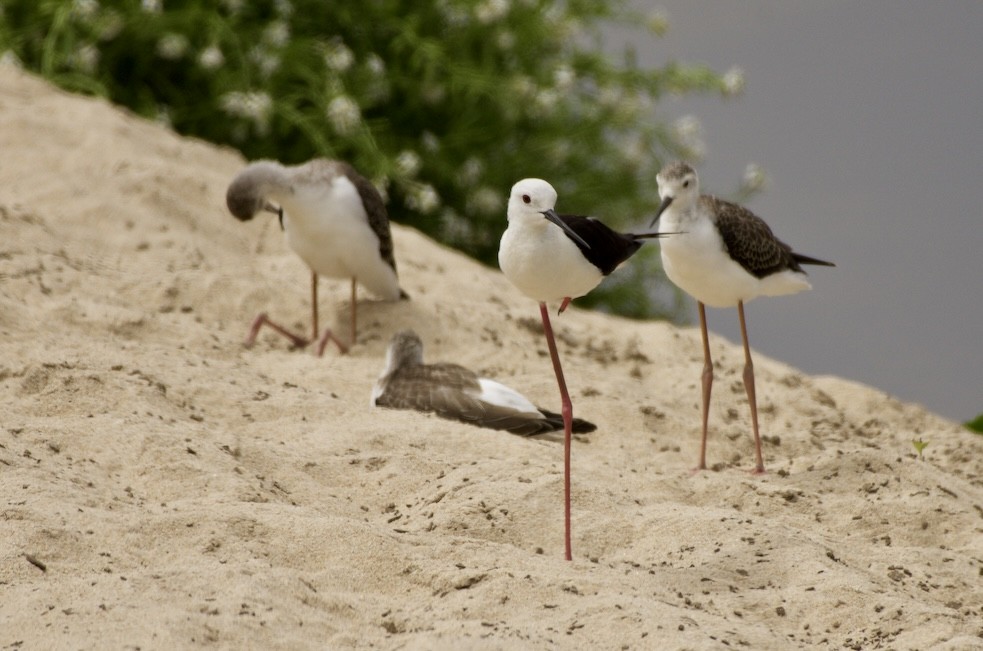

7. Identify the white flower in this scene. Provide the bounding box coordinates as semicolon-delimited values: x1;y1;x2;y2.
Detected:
274;0;293;17
646;7;669;36
326;95;361;135
722;66;746;96
441;209;474;241
157;33;189;60
198;45;224;70
467;187;502;215
406;184;440;214
421;132;440;153
155;104;172;128
141;0;162;12
71;44;100;74
742;162;768;192
495;30;515;51
0;50;23;69
509;76;536;101
395;150;422;177
673;114;706;160
365;53;385;76
553;65;575;92
221;0;244;15
72;0;99;19
325;41;354;72
457;157;483;186
475;0;508;24
219;91;273;134
264;21;290;48
250;46;280;77
532;88;558;117
422;83;446;105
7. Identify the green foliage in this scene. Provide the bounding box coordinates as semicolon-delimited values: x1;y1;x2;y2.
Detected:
0;0;743;320
966;413;983;434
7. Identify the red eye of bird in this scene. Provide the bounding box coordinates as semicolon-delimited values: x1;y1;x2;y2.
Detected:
522;194;531;204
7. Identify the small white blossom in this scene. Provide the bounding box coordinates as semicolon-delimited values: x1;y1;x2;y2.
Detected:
326;95;361;135
219;91;273;135
250;46;280;77
553;65;575;92
395;150;422;177
365;53;385;76
274;0;293;17
71;44;100;74
741;162;768;192
98;12;124;40
422;83;446;105
673;114;706;160
72;0;99;19
198;45;224;70
324;41;354;72
406;184;440;214
467;187;502;215
157;33;189;60
263;20;290;48
722;66;746;96
421;132;440;153
646;8;669;36
0;50;23;69
547;141;571;165
495;30;515;51
475;0;508;24
221;0;244;15
532;88;559;117
509;76;536;101
141;0;162;13
155;104;172;128
457;157;483;186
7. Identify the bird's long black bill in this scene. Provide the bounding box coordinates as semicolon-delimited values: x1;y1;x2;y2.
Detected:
632;230;684;239
541;208;591;250
649;195;674;228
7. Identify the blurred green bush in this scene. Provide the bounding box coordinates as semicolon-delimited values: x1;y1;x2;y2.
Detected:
0;0;746;320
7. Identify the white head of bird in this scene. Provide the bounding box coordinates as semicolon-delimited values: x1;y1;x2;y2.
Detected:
506;178;590;249
652;161;700;227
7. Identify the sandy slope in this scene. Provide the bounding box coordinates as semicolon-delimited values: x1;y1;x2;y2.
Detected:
1;66;980;650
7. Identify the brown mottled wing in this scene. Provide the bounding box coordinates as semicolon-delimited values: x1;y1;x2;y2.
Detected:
375;363;562;436
706;196;801;278
336;162;399;276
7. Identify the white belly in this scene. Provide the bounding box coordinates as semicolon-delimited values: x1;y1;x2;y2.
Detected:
277;177;400;300
499;222;602;303
660;217;811;308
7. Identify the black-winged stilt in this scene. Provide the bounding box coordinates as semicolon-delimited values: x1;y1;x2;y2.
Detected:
226;159;407;355
651;161;834;474
372;330;597;435
499;177;668;560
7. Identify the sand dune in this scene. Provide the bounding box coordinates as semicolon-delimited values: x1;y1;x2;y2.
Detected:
1;66;981;650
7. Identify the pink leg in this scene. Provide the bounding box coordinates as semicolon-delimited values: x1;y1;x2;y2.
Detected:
737;301;766;474
244;313;309;349
696;302;712;471
540;301;573;562
310;272;319;342
314;276;354;357
558;297;572;314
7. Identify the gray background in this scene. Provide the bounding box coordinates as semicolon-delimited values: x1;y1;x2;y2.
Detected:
609;1;981;422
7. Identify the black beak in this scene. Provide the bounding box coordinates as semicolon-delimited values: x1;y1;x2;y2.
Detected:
264;203;284;230
649;195;673;228
541;208;591;250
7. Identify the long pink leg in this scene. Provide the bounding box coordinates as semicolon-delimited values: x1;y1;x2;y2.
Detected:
696;302;712;471
244;313;309;349
314;276;352;357
737;301;766;474
310;271;319;342
539;301;573;562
